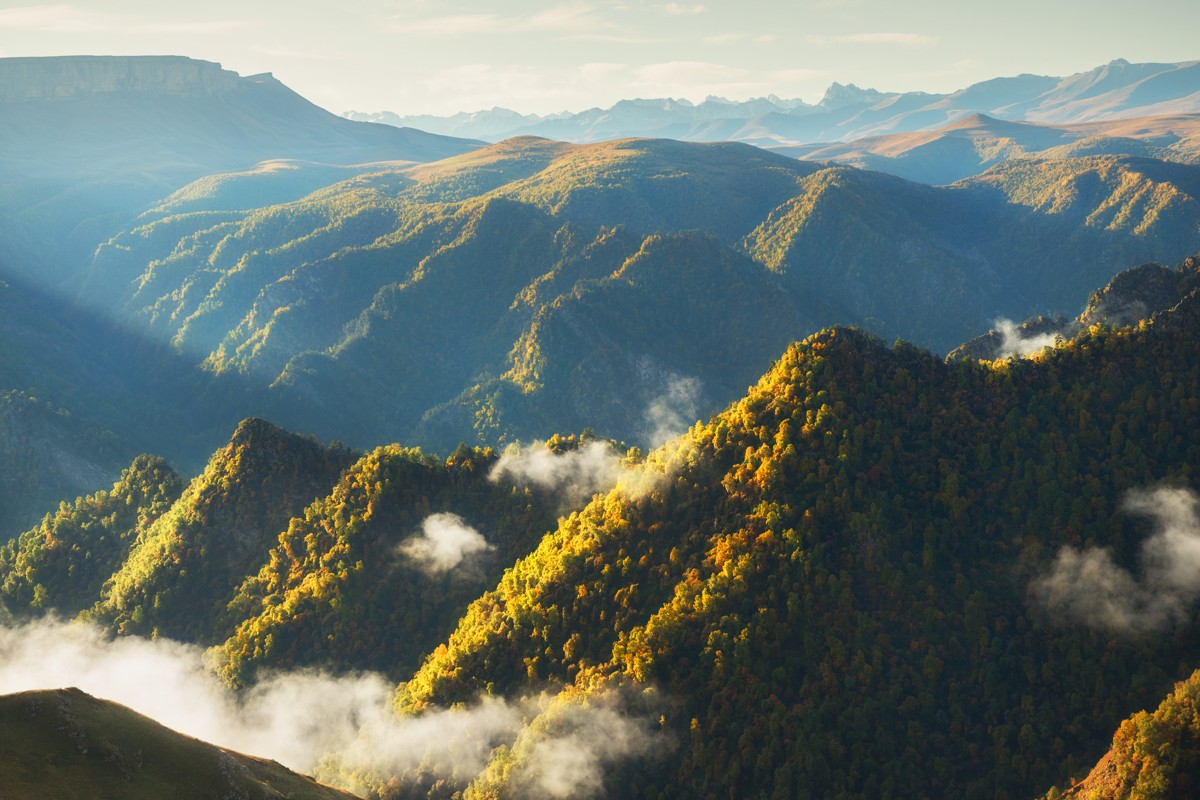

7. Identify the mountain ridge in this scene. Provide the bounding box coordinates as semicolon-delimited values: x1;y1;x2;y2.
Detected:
346;58;1200;147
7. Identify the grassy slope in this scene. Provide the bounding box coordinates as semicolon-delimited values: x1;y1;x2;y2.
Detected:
0;688;356;800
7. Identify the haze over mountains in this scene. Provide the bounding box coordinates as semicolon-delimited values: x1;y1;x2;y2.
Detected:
346;58;1200;147
2;52;1200;799
3;54;1200;532
0;55;478;282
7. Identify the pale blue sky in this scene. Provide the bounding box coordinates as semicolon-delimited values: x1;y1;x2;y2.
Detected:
0;0;1196;115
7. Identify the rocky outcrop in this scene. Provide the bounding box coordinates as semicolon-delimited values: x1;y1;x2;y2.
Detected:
0;55;241;100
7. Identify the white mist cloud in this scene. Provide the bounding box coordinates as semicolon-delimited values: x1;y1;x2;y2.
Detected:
399;512;493;573
391;2;608;37
489;434;681;509
994;317;1062;358
0;619;523;780
1032;486;1200;633
0;618;664;797
490;440;626;507
513;693;663;799
645;375;701;447
662;2;706;14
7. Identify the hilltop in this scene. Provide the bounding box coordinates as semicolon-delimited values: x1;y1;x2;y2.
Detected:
781;112;1200;184
0;688;356;800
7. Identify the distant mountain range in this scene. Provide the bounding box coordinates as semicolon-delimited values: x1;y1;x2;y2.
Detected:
346;58;1200;148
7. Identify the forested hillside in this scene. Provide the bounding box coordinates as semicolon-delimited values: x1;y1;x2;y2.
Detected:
0;420;574;684
385;266;1200;798
79;137;1200;457
0;56;478;283
4;256;1198;799
0;270;241;536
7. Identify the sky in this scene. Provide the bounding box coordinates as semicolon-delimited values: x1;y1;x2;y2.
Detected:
0;0;1197;116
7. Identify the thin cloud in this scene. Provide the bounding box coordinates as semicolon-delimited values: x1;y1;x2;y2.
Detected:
993;317;1063;358
703;32;778;45
392;2;611;37
662;2;706;14
564;32;669;44
0;4;245;34
0;618;665;797
644;375;700;448
807;32;938;46
250;43;342;62
399;513;493;574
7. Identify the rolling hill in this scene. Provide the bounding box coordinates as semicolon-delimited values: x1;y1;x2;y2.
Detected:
0;688;356;800
387;259;1200;798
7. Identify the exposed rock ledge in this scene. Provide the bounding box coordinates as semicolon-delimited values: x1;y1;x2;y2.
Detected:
0;55;244;100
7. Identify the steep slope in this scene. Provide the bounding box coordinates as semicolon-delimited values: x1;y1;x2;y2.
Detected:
0;55;479;283
415;230;810;445
86;419;356;642
0;420;567;686
83;139;824;451
0;269;240;539
1045;669;1200;799
2;256;1199;797
213;440;563;685
0;688;356;800
390;282;1200;798
0;455;183;619
81;137;1200;455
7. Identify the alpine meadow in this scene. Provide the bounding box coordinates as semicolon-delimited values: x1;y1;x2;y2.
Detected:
2;6;1200;798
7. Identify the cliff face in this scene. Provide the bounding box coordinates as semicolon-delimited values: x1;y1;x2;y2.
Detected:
0;55;242;100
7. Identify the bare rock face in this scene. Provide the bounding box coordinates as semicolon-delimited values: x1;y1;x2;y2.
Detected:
0;55;242;100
